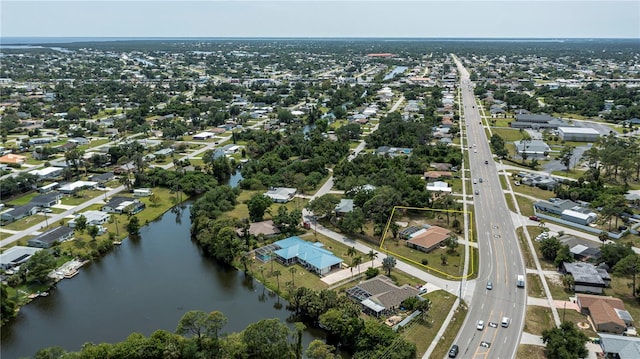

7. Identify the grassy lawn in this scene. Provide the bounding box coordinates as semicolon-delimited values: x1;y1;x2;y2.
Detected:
551;170;587;180
517;228;536;270
60;190;105;206
246;259;328;296
603;276;640;326
429;301;468;359
1;215;45;231
499;173;508;190
516;345;547;359
403;290;457;358
511;182;555;200
383;240;465;278
527;273;546;298
491;128;527;142
514;194;535;217
505;193;516;213
524;306;554;335
561;308;598;338
8;192;39;206
544;274;572;301
225;190;309;221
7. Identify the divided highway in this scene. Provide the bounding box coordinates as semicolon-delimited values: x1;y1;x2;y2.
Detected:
451;57;527;359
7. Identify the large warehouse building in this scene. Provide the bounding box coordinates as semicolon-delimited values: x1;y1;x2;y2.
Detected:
558;127;601;142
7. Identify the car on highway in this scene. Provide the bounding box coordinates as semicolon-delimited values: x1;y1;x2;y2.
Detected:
501;317;511;328
448;344;459;358
484;160;489;164
489;322;498;328
529;215;540;221
480;341;491;348
476;320;485;330
479;178;483;183
473;178;477;184
473;149;477;153
486;281;493;290
475;190;479;195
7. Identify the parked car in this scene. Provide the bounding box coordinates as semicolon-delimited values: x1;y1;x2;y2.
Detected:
529;215;540;221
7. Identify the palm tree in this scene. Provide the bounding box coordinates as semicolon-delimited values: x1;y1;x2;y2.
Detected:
289;266;297;286
347;246;357;259
599;231;609;246
353;256;363;276
258;265;265;282
367;250;378;268
382;256;396;276
273;270;282;293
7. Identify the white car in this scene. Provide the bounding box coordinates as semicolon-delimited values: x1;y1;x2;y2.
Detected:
476;320;485;330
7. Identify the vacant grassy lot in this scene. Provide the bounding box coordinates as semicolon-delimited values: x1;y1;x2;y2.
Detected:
514;194;535;217
1;215;46;231
544;274;572;301
527;273;546;298
516;345;547;359
60;190;104;206
524;306;554;335
511;182;554;200
491;128;527;142
403;290;457;358
429;301;468;359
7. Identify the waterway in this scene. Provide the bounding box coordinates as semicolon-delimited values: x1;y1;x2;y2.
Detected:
383;66;408;81
1;180;325;358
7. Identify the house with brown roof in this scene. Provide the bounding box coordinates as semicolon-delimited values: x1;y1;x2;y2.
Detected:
577;294;633;334
236;220;280;238
406;225;452;253
424;171;452;180
346;275;419;316
0;153;26;164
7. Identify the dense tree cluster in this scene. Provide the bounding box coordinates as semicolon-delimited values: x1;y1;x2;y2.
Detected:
287;287;416;358
0;172;38;199
542;321;589;359
239;130;348;190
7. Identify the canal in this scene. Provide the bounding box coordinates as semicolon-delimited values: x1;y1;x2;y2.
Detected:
1;174;324;358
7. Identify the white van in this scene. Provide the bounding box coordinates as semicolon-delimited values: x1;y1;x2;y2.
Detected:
517;275;525;288
501;317;511;328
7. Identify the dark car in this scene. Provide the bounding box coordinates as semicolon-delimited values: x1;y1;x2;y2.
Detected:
484;160;489;164
529;215;540;221
448;344;459;358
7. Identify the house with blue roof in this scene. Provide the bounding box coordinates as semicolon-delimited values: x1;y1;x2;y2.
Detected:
272;236;343;276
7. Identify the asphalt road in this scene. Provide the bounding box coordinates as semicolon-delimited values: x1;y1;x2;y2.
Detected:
451;58;527;359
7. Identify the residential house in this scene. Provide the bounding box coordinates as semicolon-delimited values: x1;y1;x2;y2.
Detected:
559;234;602;262
562;262;610;294
577;294;633;334
334;199;355;216
29;167;63;180
30;192;63;208
599;333;640;359
535;199;597;225
68;137;90;146
27;226;74;248
68;210;110;228
193;131;215;140
101;197;145;214
376;146;413;157
406;225;453;253
236;220;280;238
264;187;297;203
89;172;115;184
38;182;59;193
114;162;137;174
267;236;343;276
426;181;452;193
346;275;419;316
0;153;26;164
1;204;39;223
430;162;453;171
0;246;42;270
424;171;452;180
58;181;97;194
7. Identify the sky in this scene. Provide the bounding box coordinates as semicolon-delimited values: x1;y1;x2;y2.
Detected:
1;1;639;39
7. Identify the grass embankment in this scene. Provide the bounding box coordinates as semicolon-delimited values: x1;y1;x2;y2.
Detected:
516;345;546;359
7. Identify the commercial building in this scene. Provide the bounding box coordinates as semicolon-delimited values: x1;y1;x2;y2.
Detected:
558;127;601;142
